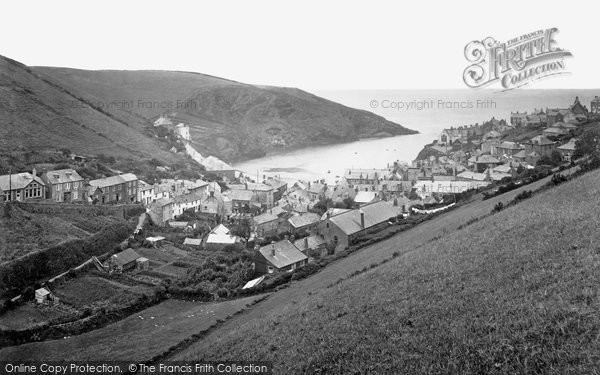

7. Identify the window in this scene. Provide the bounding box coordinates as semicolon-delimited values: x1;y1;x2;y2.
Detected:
65;182;71;190
73;191;78;199
267;266;274;274
56;184;62;191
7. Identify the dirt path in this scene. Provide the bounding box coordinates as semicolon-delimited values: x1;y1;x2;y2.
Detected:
170;170;568;359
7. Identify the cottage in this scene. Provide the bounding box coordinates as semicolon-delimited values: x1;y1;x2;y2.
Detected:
263;178;288;201
147;197;174;226
525;135;556;158
88;173;138;204
353;191;378;205
229;183;274;209
294;235;327;257
137;180;155;205
228;189;259;213
254;240;308;274
35;287;53;304
199;191;226;216
473;155;502;173
318;201;399;252
557;139;578;162
203;224;241;250
183;237;203;248
41;169;84;202
253;212;281;237
307;182;327;201
284;212;321;235
146;236;166;248
106;248;141;273
0;171;46;202
543;127;567;137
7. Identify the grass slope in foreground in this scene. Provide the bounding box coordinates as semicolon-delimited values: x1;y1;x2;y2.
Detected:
177;169;600;374
0;295;264;361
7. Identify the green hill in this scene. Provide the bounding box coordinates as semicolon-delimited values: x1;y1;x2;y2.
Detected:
174;169;600;373
0;56;182;163
33;67;417;162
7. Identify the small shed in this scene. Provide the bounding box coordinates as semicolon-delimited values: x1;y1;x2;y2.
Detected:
136;257;150;271
146;236;166;248
35;288;51;304
183;238;202;248
106;248;141;273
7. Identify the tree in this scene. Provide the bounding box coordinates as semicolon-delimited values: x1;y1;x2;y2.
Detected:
231;218;252;241
574;128;600;159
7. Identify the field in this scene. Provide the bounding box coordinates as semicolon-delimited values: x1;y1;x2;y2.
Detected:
170;169;600;373
0;204;125;264
0;303;70;331
53;275;155;309
0;295;266;361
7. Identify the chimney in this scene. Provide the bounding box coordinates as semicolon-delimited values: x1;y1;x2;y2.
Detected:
304;237;308;248
210;191;214;197
32;168;37;177
359;209;365;228
271;243;276;257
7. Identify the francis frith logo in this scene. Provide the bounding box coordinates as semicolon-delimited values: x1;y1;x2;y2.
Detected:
463;28;572;90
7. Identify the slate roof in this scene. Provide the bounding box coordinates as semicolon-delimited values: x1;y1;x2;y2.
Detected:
89;173;137;189
294;235;326;252
42;169;83;184
327;201;398;236
287;212;320;229
183;238;202;246
0;173;45;191
259;240;308;269
253;212;279;225
110;248;141;266
228;189;256;201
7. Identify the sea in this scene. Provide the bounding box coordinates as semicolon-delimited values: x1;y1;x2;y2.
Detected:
233;89;599;183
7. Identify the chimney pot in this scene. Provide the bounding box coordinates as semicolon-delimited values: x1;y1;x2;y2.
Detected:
359;209;365;228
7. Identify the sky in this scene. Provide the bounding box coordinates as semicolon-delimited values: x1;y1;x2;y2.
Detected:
1;0;598;90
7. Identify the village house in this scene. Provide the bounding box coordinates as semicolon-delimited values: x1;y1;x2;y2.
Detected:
557;139;578;162
494;141;524;158
473;155;502;173
510;111;528;126
591;96;600;115
543;127;568;137
293;234;327;257
88;173;138;204
199;191;226;216
170;192;204;217
524;135;556;158
137;180;155;205
318;200;399;252
0;171;46;202
229;183;274;209
354;191;379;205
283;212;321;236
254;239;308;274
228;189;260;213
203;224;241;251
307;182;327;201
263;177;288;201
105;248;142;273
40;168;84;202
253;211;281;237
147;198;174;226
344;168;393;187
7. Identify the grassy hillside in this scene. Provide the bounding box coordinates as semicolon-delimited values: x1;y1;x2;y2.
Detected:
34;67;417;162
175;169;600;373
0;55;184;163
0;204;125;264
0;295;265;361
